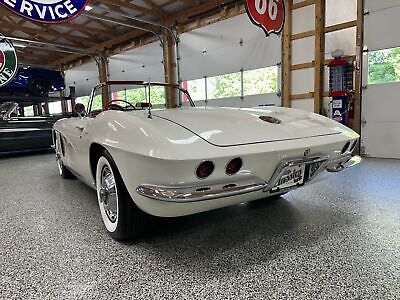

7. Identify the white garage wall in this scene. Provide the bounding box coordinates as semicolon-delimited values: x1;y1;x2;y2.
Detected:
64;42;165;97
65;13;281;106
361;0;400;158
179;14;281;79
64;61;98;97
291;0;357;113
179;13;281;107
65;5;358;108
108;42;165;93
365;1;400;51
291;1;315;112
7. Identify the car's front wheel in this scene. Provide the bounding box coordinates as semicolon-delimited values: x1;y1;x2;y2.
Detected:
96;150;147;240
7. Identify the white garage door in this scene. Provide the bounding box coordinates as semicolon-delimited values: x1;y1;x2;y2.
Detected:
362;1;400;159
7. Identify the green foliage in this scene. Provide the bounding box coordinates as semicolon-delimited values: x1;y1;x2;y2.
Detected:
189;66;278;101
24;106;34;117
244;66;278;96
76;86;167;110
368;47;400;84
75;66;279;107
187;79;205;101
208;72;242;99
118;86;166;105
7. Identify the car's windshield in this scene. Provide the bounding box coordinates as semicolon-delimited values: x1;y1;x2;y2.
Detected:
85;81;194;115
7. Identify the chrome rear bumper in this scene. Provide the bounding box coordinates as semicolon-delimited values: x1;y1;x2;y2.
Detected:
326;155;362;172
136;178;266;203
136;155;362;203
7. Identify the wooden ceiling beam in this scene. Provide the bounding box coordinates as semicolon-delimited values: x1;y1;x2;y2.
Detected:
161;0;228;23
49;28;145;66
51;0;231;67
178;0;200;6
0;18;92;47
0;20;87;48
98;0;163;17
17;49;64;60
51;22;115;37
142;0;166;16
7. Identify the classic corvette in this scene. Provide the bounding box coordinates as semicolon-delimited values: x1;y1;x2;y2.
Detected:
53;81;361;240
0;66;65;97
0;101;68;153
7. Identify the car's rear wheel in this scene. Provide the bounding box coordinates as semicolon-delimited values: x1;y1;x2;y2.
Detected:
55;135;74;179
28;78;50;97
96;150;147;240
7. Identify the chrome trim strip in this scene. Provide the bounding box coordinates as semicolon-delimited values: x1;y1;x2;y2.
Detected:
136;177;266;203
326;155;362;172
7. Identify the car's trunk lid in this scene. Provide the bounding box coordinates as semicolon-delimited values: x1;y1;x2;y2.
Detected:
154;107;342;147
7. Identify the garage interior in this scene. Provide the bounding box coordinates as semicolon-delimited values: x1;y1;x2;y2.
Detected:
0;0;399;299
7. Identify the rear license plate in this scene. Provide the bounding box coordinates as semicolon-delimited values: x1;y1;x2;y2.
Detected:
272;164;306;191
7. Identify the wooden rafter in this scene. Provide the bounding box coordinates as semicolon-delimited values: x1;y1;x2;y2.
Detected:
0;0;238;67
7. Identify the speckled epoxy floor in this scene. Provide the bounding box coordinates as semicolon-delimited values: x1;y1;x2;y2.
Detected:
0;152;399;299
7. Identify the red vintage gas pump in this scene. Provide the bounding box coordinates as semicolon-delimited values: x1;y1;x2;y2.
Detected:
328;50;354;125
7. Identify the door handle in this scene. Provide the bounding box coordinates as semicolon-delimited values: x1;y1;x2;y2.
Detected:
76;125;85;131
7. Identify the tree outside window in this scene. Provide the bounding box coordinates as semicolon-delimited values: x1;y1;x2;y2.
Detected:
184;65;278;101
244;66;278;96
207;72;242;99
368;47;400;84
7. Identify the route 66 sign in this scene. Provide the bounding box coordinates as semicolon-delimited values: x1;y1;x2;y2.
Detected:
0;0;90;23
245;0;285;36
0;35;18;88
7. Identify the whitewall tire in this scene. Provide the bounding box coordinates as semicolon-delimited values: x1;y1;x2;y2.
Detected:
96;156;119;233
95;150;147;240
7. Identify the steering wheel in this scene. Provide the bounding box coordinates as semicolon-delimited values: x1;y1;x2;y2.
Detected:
104;100;136;111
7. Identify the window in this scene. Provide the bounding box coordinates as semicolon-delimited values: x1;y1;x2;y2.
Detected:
183;65;278;101
186;78;206;101
24;106;34;117
244;66;278;96
116;86;166;106
76;96;89;107
48;102;62;114
368;47;400;84
77;86;167;110
207;72;241;99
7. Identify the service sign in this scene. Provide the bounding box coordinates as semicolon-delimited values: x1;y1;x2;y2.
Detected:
0;35;18;88
245;0;285;36
0;0;89;23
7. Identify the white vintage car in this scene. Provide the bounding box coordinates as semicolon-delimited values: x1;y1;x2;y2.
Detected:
53;81;361;240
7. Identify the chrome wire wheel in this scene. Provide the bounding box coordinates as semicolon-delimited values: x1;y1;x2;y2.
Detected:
96;156;119;233
100;165;118;223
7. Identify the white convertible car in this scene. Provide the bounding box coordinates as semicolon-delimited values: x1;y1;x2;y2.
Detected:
53;81;361;240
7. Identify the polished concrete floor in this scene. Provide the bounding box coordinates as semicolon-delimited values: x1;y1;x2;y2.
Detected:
0;152;399;299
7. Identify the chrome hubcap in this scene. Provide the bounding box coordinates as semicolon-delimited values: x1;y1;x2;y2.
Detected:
100;166;118;223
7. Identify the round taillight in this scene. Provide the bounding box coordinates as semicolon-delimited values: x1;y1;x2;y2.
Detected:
226;158;243;175
341;142;351;154
196;161;214;179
